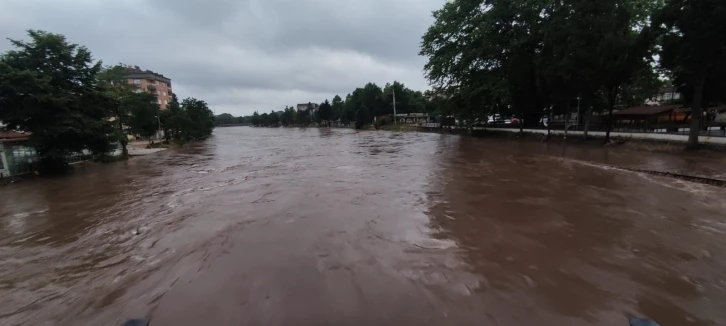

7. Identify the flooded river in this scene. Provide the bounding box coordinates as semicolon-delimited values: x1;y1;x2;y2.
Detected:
1;127;726;325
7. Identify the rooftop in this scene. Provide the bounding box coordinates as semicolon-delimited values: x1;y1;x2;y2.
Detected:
614;105;681;117
123;65;171;83
0;131;31;143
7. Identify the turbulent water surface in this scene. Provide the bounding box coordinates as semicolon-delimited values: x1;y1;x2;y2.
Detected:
1;127;725;325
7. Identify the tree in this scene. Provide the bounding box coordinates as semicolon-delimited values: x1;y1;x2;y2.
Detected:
163;93;183;142
179;97;214;141
127;92;161;142
591;0;659;142
97;64;136;156
0;30;115;172
215;113;236;125
332;95;345;124
251;111;261;126
355;105;371;129
656;0;726;149
420;0;662;140
297;104;312;126
361;83;385;117
269;110;280;127
280;106;297;126
318;99;334;126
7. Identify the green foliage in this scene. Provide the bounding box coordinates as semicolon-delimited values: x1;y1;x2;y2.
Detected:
297;106;312;126
127;92;160;139
420;0;662;135
162;95;214;143
655;0;726;148
98;64;135;155
355;105;371;129
317;99;334;125
280;106;297;126
250;81;437;129
180;98;214;141
268;110;280;127
251;111;261;126
215;113;237;125
332;95;345;123
0;30;115;172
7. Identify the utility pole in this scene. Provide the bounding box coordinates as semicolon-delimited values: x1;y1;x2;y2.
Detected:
393;88;397;124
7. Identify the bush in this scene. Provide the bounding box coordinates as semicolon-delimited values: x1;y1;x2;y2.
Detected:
374;116;393;130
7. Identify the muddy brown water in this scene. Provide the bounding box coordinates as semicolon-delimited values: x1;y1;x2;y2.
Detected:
1;127;725;326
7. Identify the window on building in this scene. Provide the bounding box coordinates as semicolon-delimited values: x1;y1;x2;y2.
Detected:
134;89;142;93
164;100;168;104
133;79;140;85
157;99;161;104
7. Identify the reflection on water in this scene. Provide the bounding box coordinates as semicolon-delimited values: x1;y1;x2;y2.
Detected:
1;127;725;325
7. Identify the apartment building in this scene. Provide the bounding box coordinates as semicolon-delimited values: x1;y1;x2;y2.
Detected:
123;66;173;109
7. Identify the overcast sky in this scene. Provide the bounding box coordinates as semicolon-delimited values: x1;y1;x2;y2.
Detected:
0;0;444;116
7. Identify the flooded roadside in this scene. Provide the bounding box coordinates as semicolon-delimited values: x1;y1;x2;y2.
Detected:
1;127;725;325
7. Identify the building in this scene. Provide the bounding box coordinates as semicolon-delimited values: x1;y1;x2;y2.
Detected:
613;105;687;132
123;66;173;109
0;131;35;178
395;113;430;125
647;87;682;105
297;103;319;116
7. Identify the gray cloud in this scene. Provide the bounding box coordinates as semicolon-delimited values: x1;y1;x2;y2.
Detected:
0;0;443;116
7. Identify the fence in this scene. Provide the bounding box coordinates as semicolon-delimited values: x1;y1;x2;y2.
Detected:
0;146;96;178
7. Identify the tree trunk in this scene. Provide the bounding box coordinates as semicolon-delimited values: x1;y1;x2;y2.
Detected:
546;106;552;140
686;75;706;150
519;107;524;133
583;106;592;139
604;86;619;143
562;110;571;157
604;106;614;142
118;121;128;157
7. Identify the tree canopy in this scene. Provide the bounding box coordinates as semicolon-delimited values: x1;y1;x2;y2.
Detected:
419;0;725;147
655;0;726;148
0;30;115;170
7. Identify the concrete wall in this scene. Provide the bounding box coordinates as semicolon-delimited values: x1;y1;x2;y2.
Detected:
484;128;726;145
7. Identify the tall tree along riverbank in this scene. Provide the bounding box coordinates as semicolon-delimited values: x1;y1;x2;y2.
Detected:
419;0;725;149
0;30;215;172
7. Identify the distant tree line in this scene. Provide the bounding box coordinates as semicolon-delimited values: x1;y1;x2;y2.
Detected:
420;0;726;149
232;81;445;130
0;30;215;172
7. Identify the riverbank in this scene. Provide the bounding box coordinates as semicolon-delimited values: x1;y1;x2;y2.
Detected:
471;128;726;154
372;123;726;156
